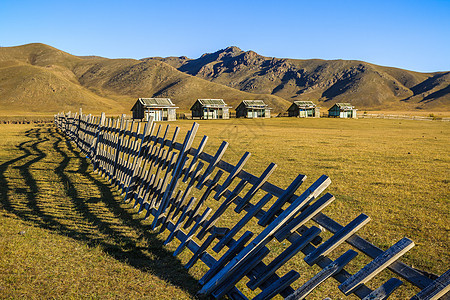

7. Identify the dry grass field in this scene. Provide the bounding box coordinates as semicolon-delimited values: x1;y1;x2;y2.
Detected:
0;117;448;299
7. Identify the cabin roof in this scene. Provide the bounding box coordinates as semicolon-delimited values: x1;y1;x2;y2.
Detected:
138;98;175;107
196;99;229;107
241;100;268;107
292;101;316;108
331;103;355;110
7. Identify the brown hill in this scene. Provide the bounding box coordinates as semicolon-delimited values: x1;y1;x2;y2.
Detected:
1;43;448;115
145;46;450;111
0;43;290;115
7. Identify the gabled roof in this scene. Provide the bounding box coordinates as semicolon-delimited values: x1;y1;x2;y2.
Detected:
197;99;229;107
331;103;355;110
139;98;175;107
241;100;267;107
292;101;316;108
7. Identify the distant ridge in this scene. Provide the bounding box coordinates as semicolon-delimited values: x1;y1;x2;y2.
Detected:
145;46;450;111
0;43;290;114
0;43;448;114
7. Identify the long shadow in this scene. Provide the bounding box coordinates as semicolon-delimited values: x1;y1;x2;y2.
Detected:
0;125;204;298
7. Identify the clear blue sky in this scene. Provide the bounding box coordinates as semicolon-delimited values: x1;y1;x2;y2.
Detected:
1;0;449;72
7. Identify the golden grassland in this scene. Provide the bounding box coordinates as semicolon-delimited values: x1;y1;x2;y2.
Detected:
0;118;448;299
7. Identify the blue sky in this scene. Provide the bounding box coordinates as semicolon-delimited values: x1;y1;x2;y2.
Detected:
1;0;449;72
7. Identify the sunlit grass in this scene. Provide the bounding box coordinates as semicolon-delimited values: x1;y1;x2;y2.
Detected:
0;118;448;299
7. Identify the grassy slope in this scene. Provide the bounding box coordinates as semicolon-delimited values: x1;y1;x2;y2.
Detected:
0;119;448;299
73;57;291;113
0;43;291;115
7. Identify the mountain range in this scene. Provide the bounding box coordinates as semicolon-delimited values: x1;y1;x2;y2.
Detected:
0;43;448;115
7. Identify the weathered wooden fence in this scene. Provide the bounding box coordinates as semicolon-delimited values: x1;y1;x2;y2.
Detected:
54;110;449;300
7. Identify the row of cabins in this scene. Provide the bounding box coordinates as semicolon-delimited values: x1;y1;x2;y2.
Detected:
131;98;357;121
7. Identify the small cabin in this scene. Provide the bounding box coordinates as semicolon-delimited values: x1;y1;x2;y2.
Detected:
287;101;320;118
190;99;231;120
131;98;178;121
328;103;357;118
236;100;271;118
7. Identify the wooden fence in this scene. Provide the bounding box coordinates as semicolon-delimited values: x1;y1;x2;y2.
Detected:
54;110;449;300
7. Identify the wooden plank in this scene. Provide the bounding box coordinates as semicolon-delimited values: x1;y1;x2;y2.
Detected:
152;123;199;229
247;226;322;291
197;179;247;240
339;237;415;295
214;151;251;200
173;208;212;256
253;270;300;300
198;176;331;296
164;196;197;245
184;227;228;270
144;151;178;215
213;193;273;253
123;119;156;201
312;213;433;289
172;161;204;219
257;173;306;226
274;192;335;241
199;231;254;286
196;141;229;189
111;115;126;185
303;213;371;266
285;250;358;300
211;246;271;299
361;278;403;300
158;189;183;232
234;162;277;213
91;112;106;171
136;148;170;211
182;135;208;182
410;269;450;300
183;170;224;229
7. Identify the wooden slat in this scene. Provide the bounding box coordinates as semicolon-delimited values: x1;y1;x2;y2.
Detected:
410;269;450;300
257;174;306;226
214;151;251;200
211;246;271;299
303;213;371;266
339;237;415;295
253;270;300;300
197;179;247;240
285;250;358;300
198;176;330;296
164;196;197;245
213;193;273;253
196;141;229;188
200;231;254;286
172;162;204;219
313;213;433;289
183;170;224;229
173;208;212;256
274;192;335;241
184;227;228;270
247;226;322;291
152;123;199;229
362;278;403;300
234;162;277;213
183;135;208;182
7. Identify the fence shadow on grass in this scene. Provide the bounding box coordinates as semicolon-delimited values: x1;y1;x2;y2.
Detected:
0;124;203;298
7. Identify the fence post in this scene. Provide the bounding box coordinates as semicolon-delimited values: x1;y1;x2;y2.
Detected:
92;112;106;170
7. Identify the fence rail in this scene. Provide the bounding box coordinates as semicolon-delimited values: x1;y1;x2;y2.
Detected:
54;110;449;300
358;113;450;121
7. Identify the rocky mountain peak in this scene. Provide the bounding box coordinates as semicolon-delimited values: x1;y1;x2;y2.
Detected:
224;46;242;54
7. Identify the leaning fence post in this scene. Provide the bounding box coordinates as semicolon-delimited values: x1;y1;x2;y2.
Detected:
92;112;106;170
